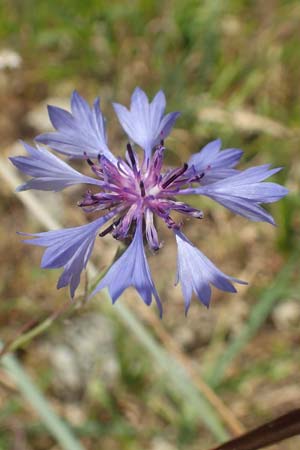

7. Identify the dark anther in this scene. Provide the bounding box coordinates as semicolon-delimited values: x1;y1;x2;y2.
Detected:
191;172;205;182
139;180;145;197
99;224;114;237
126;143;136;169
83;152;94;167
162;163;188;189
99;218;121;237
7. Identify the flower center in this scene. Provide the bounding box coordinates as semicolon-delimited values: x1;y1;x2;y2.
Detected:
79;143;203;249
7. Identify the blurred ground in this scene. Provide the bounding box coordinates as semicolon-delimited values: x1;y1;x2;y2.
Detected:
0;1;300;449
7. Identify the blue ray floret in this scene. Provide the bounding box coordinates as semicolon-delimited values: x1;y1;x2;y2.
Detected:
36;91;116;162
90;220;163;317
113;87;180;160
175;231;247;314
10;141;102;192
11;87;288;315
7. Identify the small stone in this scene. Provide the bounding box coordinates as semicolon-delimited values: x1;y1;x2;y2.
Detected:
0;49;22;70
272;300;300;330
44;312;120;401
150;437;176;450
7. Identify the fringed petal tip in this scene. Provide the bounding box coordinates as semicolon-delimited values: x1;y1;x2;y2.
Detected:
10;142;101;192
90;224;163;317
35;92;116;162
175;231;245;311
113;87;180;158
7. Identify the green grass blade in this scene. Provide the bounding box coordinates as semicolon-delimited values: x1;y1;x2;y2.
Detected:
1;348;85;450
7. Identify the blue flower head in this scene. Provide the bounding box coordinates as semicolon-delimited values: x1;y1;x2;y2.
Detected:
10;88;288;316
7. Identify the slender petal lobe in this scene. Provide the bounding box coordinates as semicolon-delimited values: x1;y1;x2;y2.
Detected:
180;165;288;224
36;91;116;162
10;142;102;191
175;231;246;314
90;222;162;316
113;87;180;159
19;211;119;298
187;139;243;184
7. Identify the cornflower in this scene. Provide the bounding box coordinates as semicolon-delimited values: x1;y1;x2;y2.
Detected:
10;88;288;316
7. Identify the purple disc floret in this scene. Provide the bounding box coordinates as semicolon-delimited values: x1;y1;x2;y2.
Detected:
10;87;288;315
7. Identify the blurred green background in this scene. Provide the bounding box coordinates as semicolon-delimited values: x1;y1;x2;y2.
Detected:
0;1;300;449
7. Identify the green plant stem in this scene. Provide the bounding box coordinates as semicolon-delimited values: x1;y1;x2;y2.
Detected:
0;303;72;357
